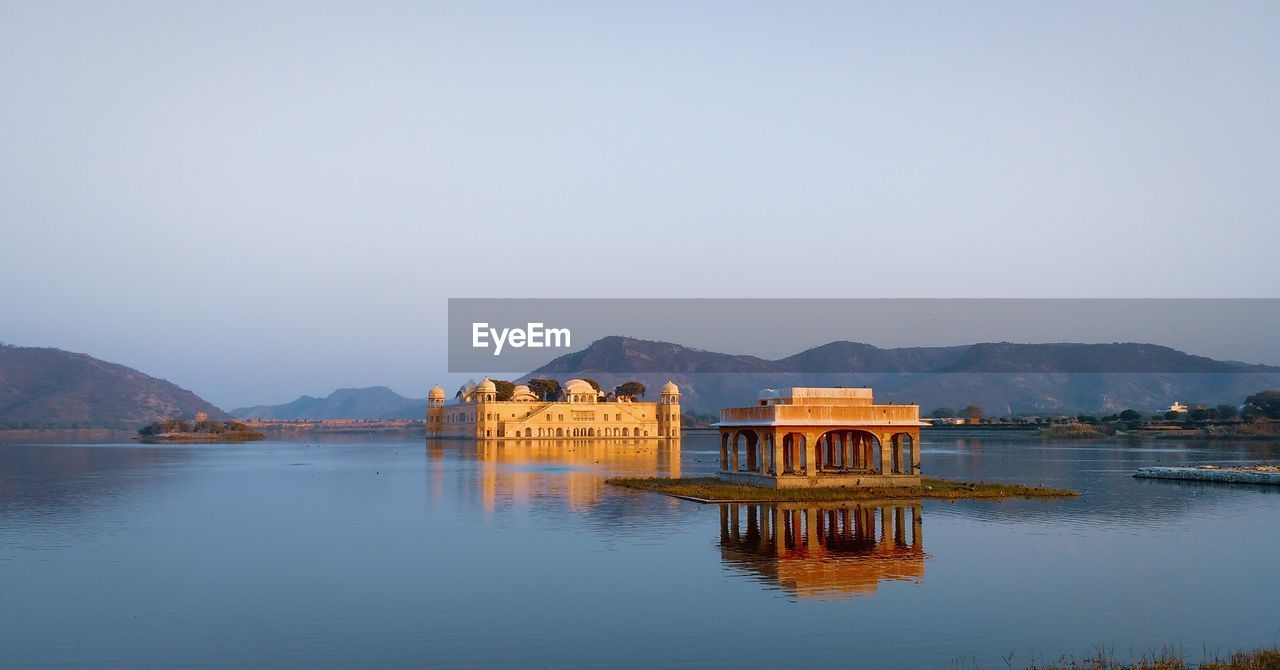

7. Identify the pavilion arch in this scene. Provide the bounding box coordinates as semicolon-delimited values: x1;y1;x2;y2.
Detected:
722;429;762;473
780;432;808;475
810;429;884;473
556;428;564;437
890;432;917;475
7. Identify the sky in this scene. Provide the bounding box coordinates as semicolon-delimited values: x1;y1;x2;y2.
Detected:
2;1;1278;408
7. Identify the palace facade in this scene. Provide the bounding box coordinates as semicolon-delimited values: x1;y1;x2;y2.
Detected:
427;378;681;439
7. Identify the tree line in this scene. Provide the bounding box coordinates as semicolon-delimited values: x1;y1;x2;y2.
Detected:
474;378;649;402
930;391;1280;425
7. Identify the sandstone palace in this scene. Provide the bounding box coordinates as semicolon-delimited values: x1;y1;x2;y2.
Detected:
427;378;681;439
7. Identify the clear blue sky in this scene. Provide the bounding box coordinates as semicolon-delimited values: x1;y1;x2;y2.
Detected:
2;1;1277;408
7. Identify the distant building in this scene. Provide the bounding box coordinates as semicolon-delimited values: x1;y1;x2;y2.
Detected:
1167;401;1189;414
427;378;681;439
715;387;924;489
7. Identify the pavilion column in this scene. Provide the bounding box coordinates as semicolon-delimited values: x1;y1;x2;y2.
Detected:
731;434;740;471
719;432;729;471
910;429;921;475
730;504;740;542
880;507;891;544
879;433;893;475
911;504;922;546
803;433;818;476
839;432;849;469
772;432;783;476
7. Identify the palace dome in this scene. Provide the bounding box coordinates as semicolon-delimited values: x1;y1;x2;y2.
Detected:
428;385;446;400
476;378;497;393
510;384;538;401
562;379;594;394
661;380;680;394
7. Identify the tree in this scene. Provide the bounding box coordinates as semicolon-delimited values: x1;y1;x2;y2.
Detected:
581;378;601;392
1119;409;1142;423
493;380;515;402
614;381;647;400
962;404;983;421
1242;391;1280;420
931;407;956;419
526;378;561;402
1189;405;1217;422
1077;415;1099;425
1215;404;1238;421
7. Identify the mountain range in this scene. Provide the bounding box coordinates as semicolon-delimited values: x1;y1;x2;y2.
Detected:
527;336;1280;415
4;337;1278;429
231;387;424;420
0;345;230;429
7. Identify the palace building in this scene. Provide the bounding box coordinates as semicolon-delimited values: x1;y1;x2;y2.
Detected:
427;378;681;439
715;387;923;488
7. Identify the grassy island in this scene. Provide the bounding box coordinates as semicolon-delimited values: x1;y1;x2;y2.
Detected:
607;476;1077;503
137;418;265;443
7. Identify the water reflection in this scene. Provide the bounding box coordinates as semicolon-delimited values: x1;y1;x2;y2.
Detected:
719;501;926;601
426;437;681;512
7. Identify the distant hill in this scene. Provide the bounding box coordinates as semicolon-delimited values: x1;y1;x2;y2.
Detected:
0;345;230;429
527;336;1280;415
232;386;425;420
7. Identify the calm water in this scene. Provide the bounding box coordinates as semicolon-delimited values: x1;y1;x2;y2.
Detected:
2;431;1279;668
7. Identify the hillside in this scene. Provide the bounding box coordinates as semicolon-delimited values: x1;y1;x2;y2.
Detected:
527;337;1280;415
232;386;425;420
0;345;231;429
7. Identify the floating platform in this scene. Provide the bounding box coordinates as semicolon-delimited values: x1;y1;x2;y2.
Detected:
1134;466;1280;485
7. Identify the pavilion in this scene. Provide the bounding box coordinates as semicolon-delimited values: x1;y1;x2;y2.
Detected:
714;387;924;489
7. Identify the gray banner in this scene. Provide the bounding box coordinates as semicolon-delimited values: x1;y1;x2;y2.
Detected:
448;298;1280;374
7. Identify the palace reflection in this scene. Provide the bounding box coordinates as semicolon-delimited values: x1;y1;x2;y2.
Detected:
719;501;925;601
426;437;681;512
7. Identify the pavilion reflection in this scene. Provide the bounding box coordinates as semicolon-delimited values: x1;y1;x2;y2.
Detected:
426;437;681;511
719;501;926;601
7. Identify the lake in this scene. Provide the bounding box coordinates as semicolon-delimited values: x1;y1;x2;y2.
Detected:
2;430;1278;668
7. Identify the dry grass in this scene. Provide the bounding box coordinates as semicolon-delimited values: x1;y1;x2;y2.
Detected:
606;476;1077;502
1029;646;1280;669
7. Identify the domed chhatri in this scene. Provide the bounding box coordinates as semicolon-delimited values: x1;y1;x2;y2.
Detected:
561;379;598;403
508;384;539;402
427;378;680;440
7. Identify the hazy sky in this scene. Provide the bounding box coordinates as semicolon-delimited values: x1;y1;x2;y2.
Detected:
2;1;1278;408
